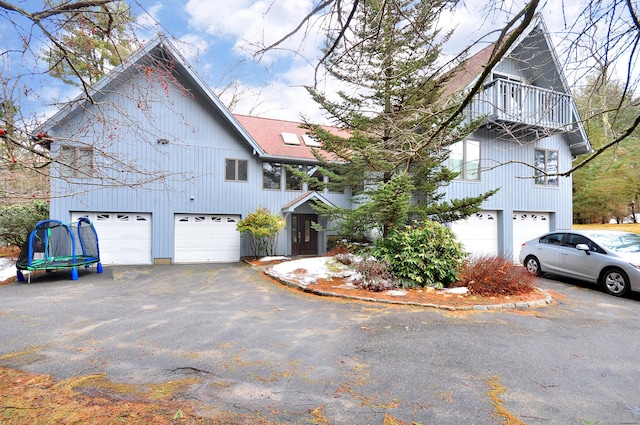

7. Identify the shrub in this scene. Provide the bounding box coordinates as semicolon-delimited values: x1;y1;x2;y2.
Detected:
236;206;285;258
372;221;465;287
332;252;354;266
326;245;350;257
454;255;536;296
353;258;398;292
0;200;49;247
326;238;372;256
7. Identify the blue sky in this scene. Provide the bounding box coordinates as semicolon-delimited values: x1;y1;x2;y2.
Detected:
127;0;586;122
2;0;586;126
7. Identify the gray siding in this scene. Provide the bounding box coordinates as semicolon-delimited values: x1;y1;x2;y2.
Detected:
443;127;574;257
49;65;352;260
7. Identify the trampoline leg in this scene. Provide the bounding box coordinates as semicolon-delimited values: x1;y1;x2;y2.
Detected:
17;270;25;283
71;267;79;281
97;263;103;274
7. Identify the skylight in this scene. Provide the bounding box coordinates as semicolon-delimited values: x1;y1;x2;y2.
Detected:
281;132;300;145
302;134;321;147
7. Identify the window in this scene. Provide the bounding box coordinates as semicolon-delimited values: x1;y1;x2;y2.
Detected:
534;149;558;186
59;146;93;178
225;159;248;182
307;166;326;192
564;233;593;250
262;161;281;189
493;73;524;117
540;233;564;245
449;140;480;181
285;164;304;191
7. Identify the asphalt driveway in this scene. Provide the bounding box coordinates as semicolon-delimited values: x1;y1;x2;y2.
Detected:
1;263;640;424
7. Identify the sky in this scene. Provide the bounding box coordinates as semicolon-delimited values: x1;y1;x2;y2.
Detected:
128;0;584;123
0;0;595;126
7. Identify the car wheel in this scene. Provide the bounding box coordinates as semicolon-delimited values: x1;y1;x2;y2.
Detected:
601;268;630;297
524;256;543;277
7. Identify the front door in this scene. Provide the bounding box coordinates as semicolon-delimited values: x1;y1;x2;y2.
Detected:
291;214;318;256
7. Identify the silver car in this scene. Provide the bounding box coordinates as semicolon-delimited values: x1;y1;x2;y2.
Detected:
519;230;640;296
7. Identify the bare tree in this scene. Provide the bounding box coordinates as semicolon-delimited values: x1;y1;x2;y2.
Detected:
0;1;263;198
558;0;640;175
253;0;640;179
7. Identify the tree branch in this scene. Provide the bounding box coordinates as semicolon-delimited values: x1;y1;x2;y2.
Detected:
417;0;540;153
254;0;335;57
561;112;640;176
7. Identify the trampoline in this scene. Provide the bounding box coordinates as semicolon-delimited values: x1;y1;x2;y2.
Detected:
16;218;103;283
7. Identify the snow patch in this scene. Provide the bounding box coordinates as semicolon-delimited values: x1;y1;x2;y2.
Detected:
0;257;16;282
268;257;354;286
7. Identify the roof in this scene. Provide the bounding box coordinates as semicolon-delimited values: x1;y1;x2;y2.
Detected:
442;43;493;100
281;191;336;213
40;33;352;163
234;114;349;162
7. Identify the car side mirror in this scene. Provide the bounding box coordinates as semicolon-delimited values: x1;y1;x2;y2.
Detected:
576;243;590;254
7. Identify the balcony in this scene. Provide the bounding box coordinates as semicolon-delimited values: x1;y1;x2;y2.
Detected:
467;78;574;139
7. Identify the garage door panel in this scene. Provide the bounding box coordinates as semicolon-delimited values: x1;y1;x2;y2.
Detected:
513;212;550;261
174;214;240;263
72;212;152;265
451;210;499;257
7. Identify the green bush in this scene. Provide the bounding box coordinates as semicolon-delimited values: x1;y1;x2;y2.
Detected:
372;221;465;287
236;206;286;258
0;200;49;247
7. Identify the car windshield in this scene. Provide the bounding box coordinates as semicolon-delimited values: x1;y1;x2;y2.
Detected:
589;232;640;253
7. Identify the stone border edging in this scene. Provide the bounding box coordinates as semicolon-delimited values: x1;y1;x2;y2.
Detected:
262;267;553;311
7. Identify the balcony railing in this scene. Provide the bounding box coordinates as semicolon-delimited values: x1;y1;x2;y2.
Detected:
467;79;573;135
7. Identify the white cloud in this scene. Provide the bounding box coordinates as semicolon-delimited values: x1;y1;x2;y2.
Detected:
175;34;210;63
184;0;321;62
137;3;164;28
134;3;165;42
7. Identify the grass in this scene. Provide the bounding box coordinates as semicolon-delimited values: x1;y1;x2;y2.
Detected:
573;223;640;233
486;375;525;425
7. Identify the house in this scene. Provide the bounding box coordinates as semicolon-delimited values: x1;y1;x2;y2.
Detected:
43;17;589;264
443;18;590;259
43;36;352;264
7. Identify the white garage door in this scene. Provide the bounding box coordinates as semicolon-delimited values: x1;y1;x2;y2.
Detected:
513;212;550;261
450;210;499;257
72;212;153;265
174;214;240;263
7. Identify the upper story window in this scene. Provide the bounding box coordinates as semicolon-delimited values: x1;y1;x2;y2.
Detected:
59;145;93;178
492;72;523;83
285;164;304;191
449;139;480;181
225;158;248;182
262;161;282;189
492;73;525;118
307;165;330;192
534;149;558;186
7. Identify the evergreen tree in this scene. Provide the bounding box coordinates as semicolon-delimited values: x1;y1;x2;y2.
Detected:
42;0;135;85
303;0;496;240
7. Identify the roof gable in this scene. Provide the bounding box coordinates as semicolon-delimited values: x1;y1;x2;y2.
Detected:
41;34;265;156
445;17;565;96
444;17;590;155
281;191;336;213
